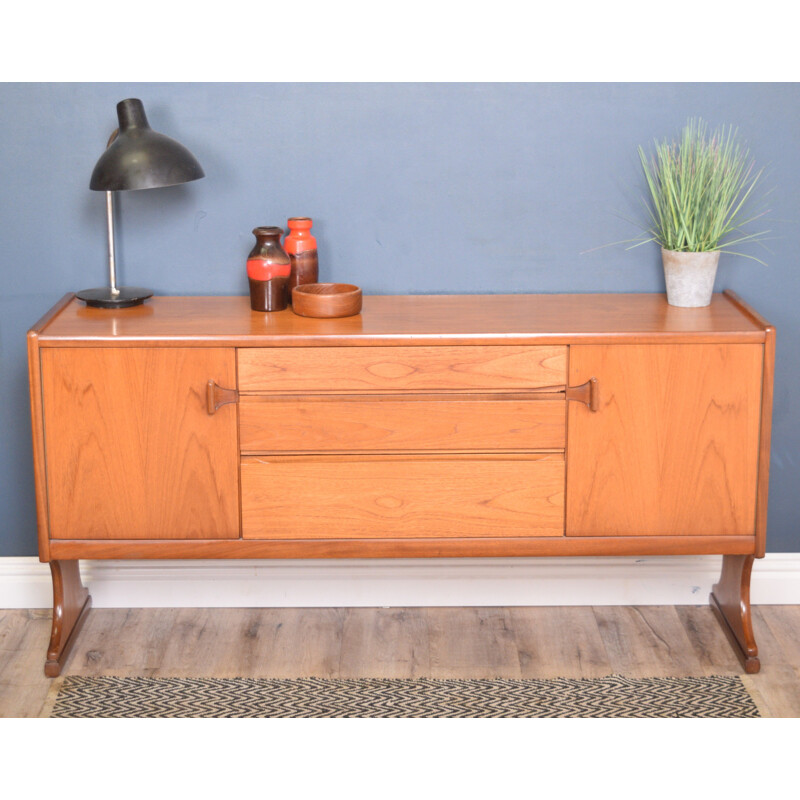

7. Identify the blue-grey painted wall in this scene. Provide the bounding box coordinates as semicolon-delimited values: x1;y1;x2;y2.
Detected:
1;83;797;555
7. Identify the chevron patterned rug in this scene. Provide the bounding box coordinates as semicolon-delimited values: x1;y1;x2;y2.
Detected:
48;674;759;718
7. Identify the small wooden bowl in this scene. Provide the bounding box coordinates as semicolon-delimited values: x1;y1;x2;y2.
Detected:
291;283;362;318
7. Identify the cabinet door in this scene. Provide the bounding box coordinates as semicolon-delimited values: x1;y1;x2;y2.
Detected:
566;344;762;537
41;348;239;539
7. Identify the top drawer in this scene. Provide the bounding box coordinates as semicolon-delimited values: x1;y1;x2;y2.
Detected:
238;345;567;393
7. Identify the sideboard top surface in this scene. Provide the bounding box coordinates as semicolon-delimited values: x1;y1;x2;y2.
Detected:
33;292;768;346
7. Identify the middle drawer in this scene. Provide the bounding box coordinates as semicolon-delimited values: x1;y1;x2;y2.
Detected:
239;394;566;453
238;345;567;393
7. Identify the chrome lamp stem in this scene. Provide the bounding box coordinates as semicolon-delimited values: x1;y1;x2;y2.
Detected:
106;191;120;296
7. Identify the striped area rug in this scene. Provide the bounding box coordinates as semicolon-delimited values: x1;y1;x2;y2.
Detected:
48;674;759;718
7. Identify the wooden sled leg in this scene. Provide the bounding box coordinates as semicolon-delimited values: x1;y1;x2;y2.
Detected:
45;560;91;678
709;554;759;674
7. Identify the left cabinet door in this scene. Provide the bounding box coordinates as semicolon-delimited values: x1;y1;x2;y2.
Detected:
41;348;239;540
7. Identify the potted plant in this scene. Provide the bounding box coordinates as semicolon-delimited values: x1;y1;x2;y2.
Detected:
635;119;769;307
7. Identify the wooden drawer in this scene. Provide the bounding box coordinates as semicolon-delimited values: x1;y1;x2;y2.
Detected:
239;394;565;453
238;345;567;393
241;454;565;539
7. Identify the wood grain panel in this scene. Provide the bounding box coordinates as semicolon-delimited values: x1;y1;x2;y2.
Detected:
239;395;565;452
757;330;775;557
28;294;78;560
36;294;765;347
566;344;762;537
48;534;756;560
41;348;239;539
241;454;565;539
723;290;776;558
238;345;566;392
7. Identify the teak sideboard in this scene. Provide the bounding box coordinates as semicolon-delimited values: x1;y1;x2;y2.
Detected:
27;291;775;676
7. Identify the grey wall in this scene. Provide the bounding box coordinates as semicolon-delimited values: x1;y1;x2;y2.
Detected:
1;83;797;555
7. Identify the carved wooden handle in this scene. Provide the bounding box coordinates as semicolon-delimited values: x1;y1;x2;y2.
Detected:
207;381;239;415
566;377;599;412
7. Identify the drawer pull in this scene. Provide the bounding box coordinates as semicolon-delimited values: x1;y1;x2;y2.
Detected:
207;381;239;415
566;378;599;412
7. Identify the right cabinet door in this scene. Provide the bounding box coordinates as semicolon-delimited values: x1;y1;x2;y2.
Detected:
566;344;763;537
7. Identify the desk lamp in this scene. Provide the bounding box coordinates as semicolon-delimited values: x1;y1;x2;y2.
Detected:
77;98;205;308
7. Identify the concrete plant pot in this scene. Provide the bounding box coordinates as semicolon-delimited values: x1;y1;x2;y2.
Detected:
661;248;721;308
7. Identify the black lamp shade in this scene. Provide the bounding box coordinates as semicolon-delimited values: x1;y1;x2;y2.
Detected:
89;98;205;192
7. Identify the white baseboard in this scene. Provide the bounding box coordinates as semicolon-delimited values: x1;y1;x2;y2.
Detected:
1;554;799;609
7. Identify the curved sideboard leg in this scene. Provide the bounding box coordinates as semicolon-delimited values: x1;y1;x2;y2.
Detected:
45;560;92;678
709;554;759;674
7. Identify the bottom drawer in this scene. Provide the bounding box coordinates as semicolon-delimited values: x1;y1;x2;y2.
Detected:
241;454;564;539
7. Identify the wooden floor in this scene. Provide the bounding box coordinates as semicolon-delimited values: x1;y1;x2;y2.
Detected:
1;605;799;717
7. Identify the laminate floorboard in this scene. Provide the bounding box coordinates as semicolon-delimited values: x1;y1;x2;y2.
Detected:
252;607;345;679
209;608;280;678
0;610;36;676
339;608;430;678
738;607;800;718
592;606;706;678
673;606;743;676
509;606;610;679
69;608;174;677
427;607;521;679
1;605;799;717
0;610;52;718
759;605;800;665
155;608;246;678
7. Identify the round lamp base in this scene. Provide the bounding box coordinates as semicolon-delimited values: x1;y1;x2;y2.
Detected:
76;287;153;309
